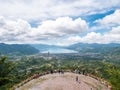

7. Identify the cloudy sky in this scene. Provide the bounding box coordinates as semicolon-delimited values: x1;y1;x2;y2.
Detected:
0;0;120;46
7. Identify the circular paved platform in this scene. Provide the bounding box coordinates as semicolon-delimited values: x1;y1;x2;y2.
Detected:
16;72;110;90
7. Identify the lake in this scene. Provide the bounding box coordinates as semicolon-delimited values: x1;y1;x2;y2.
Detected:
41;48;78;53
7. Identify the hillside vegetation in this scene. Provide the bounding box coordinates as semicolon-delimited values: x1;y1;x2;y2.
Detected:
0;43;39;55
0;43;120;90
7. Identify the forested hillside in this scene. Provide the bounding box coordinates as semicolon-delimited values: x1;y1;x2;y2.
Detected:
0;43;39;55
0;52;120;90
0;43;120;90
67;43;120;54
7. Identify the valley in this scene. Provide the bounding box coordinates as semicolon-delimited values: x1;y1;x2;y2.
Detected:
0;43;120;90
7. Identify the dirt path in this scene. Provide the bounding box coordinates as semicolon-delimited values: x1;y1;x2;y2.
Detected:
16;72;110;90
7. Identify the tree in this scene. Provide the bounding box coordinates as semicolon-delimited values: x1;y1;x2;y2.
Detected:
0;55;15;86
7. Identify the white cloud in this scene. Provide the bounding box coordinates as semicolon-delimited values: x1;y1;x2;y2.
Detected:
0;16;31;42
55;32;103;46
0;0;120;21
0;0;120;45
95;9;120;28
86;26;120;44
30;17;88;37
104;26;120;43
54;36;82;46
55;26;120;46
90;9;120;43
109;26;120;34
0;16;120;45
0;16;88;44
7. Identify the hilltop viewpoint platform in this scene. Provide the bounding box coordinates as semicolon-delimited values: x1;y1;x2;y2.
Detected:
16;72;110;90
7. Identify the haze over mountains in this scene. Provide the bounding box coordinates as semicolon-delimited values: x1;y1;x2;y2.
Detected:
0;43;120;55
67;43;120;54
0;43;39;55
31;44;77;53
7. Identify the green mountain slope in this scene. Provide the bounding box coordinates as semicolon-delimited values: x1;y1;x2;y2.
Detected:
67;43;120;54
0;43;39;55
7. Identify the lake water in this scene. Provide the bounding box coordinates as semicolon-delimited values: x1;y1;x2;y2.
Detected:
41;48;78;53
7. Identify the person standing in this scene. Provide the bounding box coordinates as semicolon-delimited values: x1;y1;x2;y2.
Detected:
76;76;81;84
76;76;78;82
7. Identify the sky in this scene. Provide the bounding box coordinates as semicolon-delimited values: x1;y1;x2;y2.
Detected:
0;0;120;46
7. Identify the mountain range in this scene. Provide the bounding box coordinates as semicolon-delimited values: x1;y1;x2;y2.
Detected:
67;43;120;54
0;43;39;55
0;43;120;55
